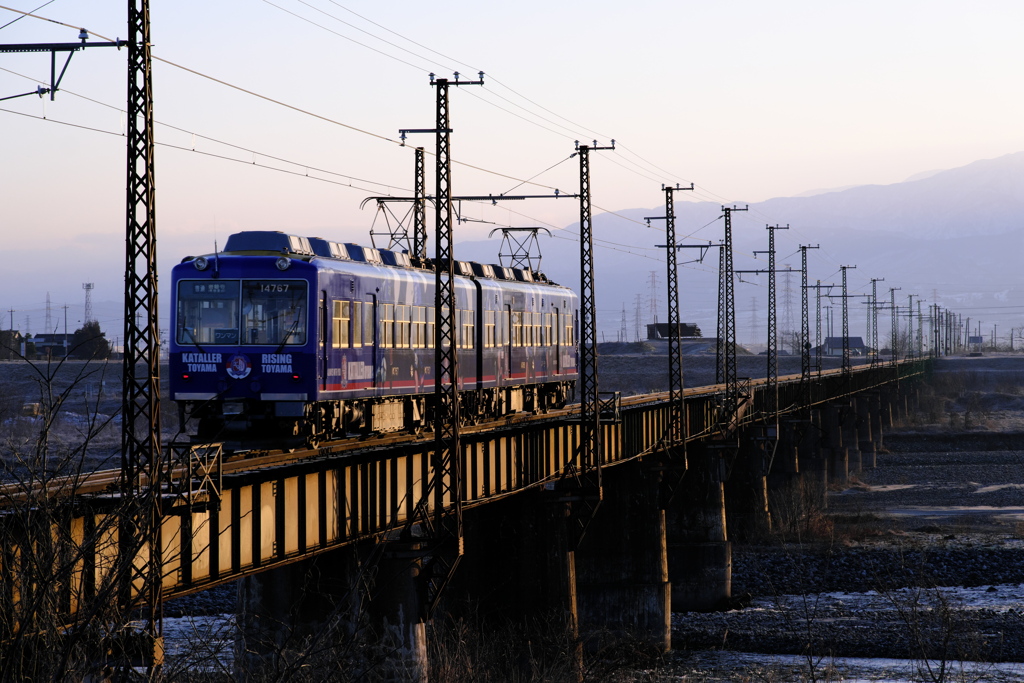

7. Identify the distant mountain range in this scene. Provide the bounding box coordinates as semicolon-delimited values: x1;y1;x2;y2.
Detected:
456;152;1024;342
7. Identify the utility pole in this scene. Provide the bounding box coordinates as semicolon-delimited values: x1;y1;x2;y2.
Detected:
648;183;694;445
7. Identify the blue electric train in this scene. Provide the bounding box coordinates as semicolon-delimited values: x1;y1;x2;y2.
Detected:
169;231;579;445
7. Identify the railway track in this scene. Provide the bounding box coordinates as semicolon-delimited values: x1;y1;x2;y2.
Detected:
2;363;897;503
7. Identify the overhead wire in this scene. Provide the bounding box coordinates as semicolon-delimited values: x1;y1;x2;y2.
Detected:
2;3;839;279
0;0;53;31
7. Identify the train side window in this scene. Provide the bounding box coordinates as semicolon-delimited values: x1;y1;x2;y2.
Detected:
411;306;424;348
426;306;435;348
363;299;375;346
352;301;362;348
543;312;552;346
511;310;522;347
532;312;541;347
484;310;495;348
564;313;574;347
395;304;409;348
332;301;350;348
380;303;394;348
462;309;475;349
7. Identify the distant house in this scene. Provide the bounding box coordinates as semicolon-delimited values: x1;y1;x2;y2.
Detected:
29;333;73;358
814;336;869;357
646;322;702;340
0;330;23;360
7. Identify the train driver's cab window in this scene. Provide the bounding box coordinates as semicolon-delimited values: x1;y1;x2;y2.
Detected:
242;280;308;345
177;280;241;345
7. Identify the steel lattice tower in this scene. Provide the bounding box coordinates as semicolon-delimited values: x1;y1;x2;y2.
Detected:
121;0;163;666
764;225;788;416
651;184;693;444
799;245;818;387
719;206;745;415
815;281;824;376
716;245;724;384
431;77;467;579
890;288;900;364
577;144;603;473
82;282;95;323
869;278;883;367
414;146;427;259
840;265;854;379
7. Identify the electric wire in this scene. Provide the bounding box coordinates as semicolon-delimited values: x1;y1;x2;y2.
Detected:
0;0;53;31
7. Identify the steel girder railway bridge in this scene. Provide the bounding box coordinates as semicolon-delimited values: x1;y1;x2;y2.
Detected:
0;361;924;652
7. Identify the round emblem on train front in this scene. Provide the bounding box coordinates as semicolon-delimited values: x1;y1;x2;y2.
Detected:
226;353;252;380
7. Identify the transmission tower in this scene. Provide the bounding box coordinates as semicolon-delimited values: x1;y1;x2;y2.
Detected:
748;296;759;349
780;264;795;353
648;270;660;324
45;292;52;334
82;282;95;323
633;294;643;342
619;303;628;342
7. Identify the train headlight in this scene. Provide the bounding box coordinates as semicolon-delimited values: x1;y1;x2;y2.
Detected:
275;257;291;271
194;256;209;271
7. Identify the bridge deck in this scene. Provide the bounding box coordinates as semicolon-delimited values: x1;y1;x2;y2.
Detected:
0;361;924;624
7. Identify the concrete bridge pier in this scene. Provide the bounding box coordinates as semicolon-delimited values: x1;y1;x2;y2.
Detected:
724;429;772;541
879;388;894;429
768;419;809;529
767;419;800;491
856;396;876;468
236;541;402;680
840;402;862;475
575;458;671;653
869;391;885;454
666;441;731;611
455;490;583;679
800;409;828;506
823;403;848;484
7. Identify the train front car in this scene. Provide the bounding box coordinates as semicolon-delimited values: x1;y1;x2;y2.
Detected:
170;233;318;445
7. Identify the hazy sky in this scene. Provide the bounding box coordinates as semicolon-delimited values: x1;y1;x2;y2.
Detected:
2;0;1023;339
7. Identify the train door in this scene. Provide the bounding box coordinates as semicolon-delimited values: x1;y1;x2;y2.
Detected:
504;303;513;379
320;290;328;390
552;306;560;374
366;294;377;389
